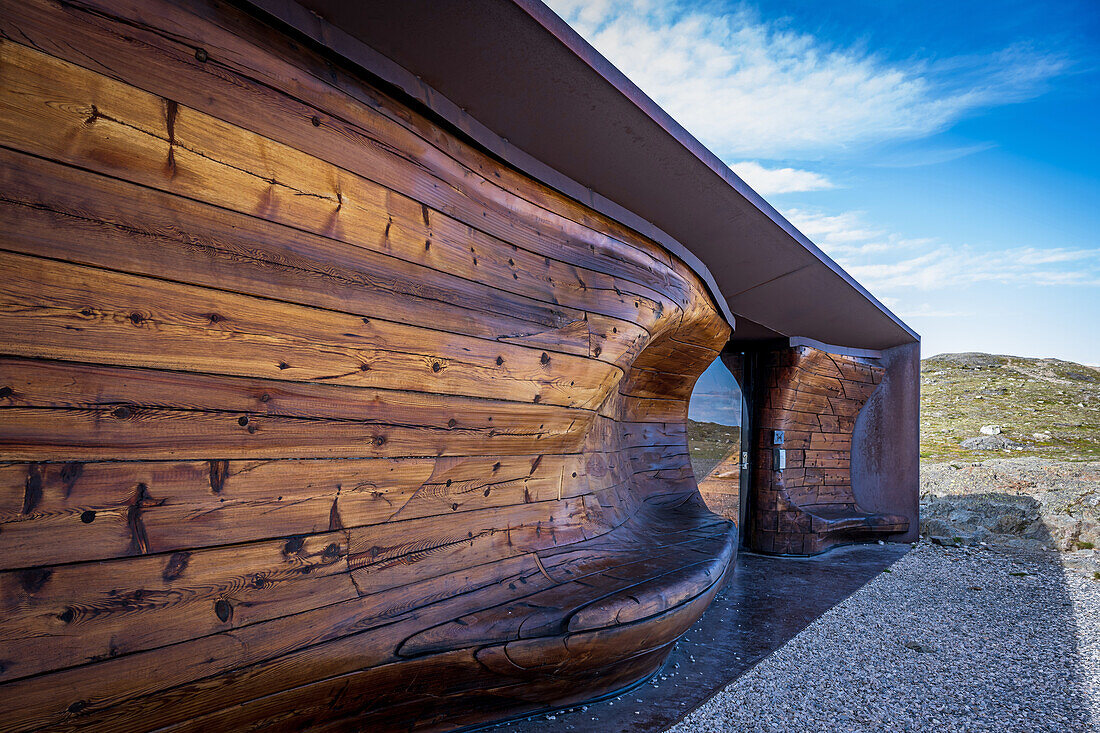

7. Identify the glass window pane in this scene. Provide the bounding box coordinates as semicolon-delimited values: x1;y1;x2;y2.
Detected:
688;356;743;523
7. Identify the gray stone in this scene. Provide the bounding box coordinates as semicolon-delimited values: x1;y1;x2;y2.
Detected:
946;508;983;527
960;435;1026;450
902;640;935;653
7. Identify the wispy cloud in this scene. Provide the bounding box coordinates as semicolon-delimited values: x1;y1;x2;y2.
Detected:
783;208;1100;291
879;297;973;318
783;209;933;255
548;0;1095;363
547;0;1068;160
843;244;1100;291
870;142;997;168
730;161;834;194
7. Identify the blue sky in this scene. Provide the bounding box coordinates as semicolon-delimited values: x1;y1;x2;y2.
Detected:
546;0;1100;364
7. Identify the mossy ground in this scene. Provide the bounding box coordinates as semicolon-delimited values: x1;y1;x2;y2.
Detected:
920;352;1100;463
687;419;739;479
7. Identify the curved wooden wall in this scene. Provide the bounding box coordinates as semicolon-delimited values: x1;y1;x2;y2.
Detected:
0;0;735;729
746;346;908;555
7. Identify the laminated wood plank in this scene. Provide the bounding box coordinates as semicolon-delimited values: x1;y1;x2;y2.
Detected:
498;575;724;674
0;37;678;339
0;147;583;348
0;510;713;733
0;530;355;684
0;4;737;729
0;357;588;461
0;0;687;308
631;337;719;376
808;433;853;451
0;554;545;733
396;531;731;656
159;633;668;733
0;357;580;431
0;149;650;370
0;453;599;569
803;451;850;469
0;251;618;409
10;521;705;733
765;387;832;414
346;496;605;598
783;367;846;397
617;365;698;401
746;345;903;555
618;421;686;450
618;395;688;424
760;407;820;430
818;414;857;433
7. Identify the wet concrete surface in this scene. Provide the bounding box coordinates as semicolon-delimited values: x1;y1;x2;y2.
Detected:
493;542;911;732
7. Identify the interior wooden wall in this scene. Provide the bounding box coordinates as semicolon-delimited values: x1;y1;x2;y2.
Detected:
746;346;909;555
0;0;736;729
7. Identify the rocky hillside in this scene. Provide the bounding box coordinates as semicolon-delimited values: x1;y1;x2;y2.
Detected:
920;352;1099;462
687;419;739;481
919;353;1099;572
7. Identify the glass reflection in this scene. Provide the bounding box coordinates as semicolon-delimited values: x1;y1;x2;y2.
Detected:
688;356;743;523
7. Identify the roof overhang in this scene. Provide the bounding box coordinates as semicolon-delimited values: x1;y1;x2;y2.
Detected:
244;0;919;350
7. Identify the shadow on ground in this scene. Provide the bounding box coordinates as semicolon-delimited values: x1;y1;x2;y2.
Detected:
492;542;910;732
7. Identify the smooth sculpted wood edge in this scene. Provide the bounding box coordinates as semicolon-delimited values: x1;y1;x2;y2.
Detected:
746;346;908;555
0;0;735;729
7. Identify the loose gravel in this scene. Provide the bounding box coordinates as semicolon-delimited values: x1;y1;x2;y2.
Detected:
669;542;1099;732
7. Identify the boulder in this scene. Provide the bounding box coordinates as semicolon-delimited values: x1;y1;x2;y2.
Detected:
961;435;1026;450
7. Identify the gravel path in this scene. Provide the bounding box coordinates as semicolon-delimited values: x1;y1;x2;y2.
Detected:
669;542;1099;732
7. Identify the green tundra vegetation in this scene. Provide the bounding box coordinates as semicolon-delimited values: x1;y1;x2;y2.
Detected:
920;353;1100;463
687;419;740;480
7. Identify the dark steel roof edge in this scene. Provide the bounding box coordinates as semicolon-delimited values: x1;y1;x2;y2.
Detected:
729;336;885;360
513;0;917;344
788;337;885;360
241;0;735;328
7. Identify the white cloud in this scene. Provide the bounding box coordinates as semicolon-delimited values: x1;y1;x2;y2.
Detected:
546;0;1095;343
784;209;883;244
730;161;834;194
843;245;1100;291
871;142;997;168
547;0;1067;160
780;208;1100;293
782;208;933;256
902;304;973;318
877;297;970;319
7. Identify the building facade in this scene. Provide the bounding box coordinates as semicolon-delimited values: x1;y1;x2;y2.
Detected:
0;0;918;730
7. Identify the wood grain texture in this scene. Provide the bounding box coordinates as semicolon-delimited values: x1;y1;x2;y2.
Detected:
745;345;908;555
0;0;735;729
